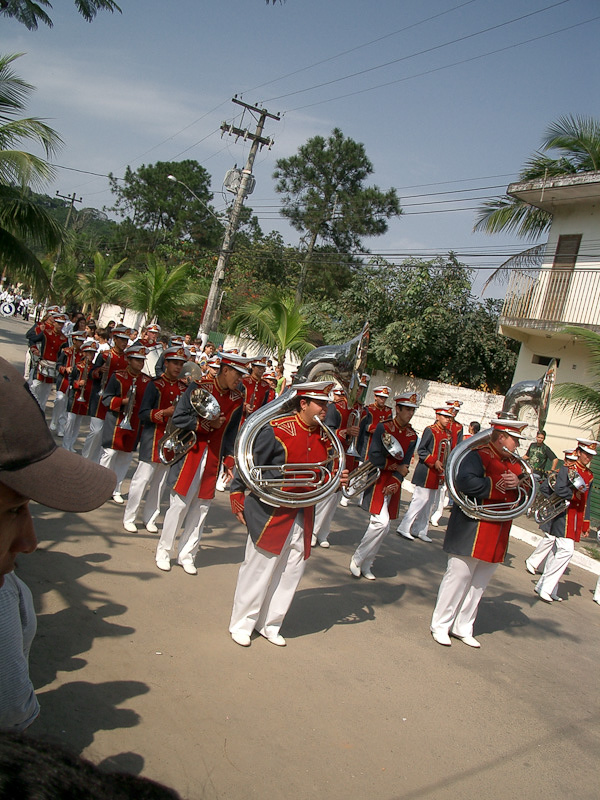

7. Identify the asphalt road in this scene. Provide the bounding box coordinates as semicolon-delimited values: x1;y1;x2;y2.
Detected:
1;313;598;800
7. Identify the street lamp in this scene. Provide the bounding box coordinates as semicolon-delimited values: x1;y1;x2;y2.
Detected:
166;174;221;223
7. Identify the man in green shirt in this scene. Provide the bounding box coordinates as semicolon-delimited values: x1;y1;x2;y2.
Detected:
524;430;558;478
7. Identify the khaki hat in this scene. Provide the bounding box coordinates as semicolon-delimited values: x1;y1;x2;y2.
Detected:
0;358;116;511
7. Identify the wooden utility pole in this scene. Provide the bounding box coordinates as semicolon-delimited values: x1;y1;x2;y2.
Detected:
197;97;280;343
49;190;82;289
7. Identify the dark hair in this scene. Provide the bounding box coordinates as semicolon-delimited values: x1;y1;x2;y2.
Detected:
536;430;546;438
0;732;182;799
96;327;109;340
469;421;481;434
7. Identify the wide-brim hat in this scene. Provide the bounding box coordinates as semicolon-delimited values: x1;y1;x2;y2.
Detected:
0;358;116;511
489;417;528;440
294;380;335;401
576;439;599;455
395;392;419;408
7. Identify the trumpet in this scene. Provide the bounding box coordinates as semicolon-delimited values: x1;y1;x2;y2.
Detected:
345;408;362;458
74;359;91;402
118;378;137;430
97;352;111;399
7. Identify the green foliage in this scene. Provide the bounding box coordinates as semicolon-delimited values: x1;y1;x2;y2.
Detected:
122;255;206;330
0;53;64;287
226;289;315;364
76;251;127;318
475;115;600;241
552;326;600;433
1;0;121;30
108;160;223;250
305;255;518;392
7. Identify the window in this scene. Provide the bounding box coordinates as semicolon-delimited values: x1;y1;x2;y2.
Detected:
540;234;581;321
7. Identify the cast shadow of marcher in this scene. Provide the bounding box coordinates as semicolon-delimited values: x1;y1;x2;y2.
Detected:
32;679;150;755
285;580;407;638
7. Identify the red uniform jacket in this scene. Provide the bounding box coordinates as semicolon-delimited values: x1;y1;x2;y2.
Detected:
412;422;451;490
361;418;418;518
89;348;128;419
229;413;332;558
70;359;96;416
241;375;271;418
101;369;151;452
357;403;392;460
138;376;187;463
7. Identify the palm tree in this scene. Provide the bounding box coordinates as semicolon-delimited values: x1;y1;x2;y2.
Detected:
475;115;600;241
226;289;315;364
0;53;64;287
123;255;205;329
76;251;126;317
551;326;600;435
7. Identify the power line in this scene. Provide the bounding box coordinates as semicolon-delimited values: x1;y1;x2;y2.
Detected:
264;0;572;103
286;14;600;113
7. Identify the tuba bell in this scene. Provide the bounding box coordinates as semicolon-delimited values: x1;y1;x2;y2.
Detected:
445;360;557;522
531;467;587;525
342;430;405;499
234;323;369;508
158;386;221;466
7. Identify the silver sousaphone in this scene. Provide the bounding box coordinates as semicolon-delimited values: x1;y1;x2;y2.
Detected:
445;360;557;522
234;323;369;508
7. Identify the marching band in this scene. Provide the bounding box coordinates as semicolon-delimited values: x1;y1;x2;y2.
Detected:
16;315;600;648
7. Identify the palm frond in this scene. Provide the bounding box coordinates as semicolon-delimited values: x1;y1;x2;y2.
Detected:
480;244;546;294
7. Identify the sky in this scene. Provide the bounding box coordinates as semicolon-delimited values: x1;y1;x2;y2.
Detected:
2;0;599;296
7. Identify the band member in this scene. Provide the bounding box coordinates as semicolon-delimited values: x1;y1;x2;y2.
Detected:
133;323;162;377
49;331;86;436
430;416;528;648
312;386;360;547
23;305;61;384
533;439;596;603
99;345;152;504
430;400;465;527
26;312;68;410
155;353;248;575
525;449;578;578
228;381;347;648
262;370;278;404
356;385;392;460
241;356;270;418
397;407;453;542
122;347;187;533
350;393;419;579
61;342;99;452
81;325;130;462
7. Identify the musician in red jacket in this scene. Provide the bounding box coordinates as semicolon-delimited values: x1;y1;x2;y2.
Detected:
155;353;248;575
241;356;271;418
430;416;527;648
430;400;465;527
26;312;68;411
99;344;151;504
122;346;187;533
533;438;596;603
396;407;453;543
350;393;419;579
356;385;392;461
228;381;347;647
50;330;86;436
61;342;99;452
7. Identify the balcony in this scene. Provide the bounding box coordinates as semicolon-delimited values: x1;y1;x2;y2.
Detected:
499;258;600;339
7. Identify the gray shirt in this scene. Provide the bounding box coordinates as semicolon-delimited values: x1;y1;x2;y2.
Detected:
0;572;39;731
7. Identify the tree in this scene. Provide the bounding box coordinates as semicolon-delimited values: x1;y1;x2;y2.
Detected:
551;326;600;434
75;251;126;317
475;115;600;241
123;255;205;330
1;0;121;30
226;290;315;364
273;128;401;303
108;160;223;251
0;53;64;287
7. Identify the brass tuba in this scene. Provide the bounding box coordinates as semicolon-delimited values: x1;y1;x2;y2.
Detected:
234;323;369;508
342;430;405;499
445;360;557;522
158;386;221;466
532;466;587;525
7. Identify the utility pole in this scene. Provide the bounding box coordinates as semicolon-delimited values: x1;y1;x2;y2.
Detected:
48;190;82;301
197;97;280;343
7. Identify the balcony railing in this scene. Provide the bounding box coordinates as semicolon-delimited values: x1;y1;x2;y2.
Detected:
500;266;600;332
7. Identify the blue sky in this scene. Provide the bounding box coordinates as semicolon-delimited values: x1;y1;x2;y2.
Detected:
2;0;599;295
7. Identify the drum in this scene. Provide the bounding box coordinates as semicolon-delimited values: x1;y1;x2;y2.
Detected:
39;359;58;379
0;302;15;317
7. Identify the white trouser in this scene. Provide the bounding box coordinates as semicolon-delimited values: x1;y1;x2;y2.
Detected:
353;495;391;570
49;390;69;435
124;461;169;526
30;380;53;411
431;555;498;638
82;417;104;462
526;533;555;572
535;537;574;597
430;487;446;525
156;450;209;566
62;413;86;452
594;575;600;603
100;448;133;493
230;514;305;640
397;485;436;538
24;350;32;382
313;492;340;544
